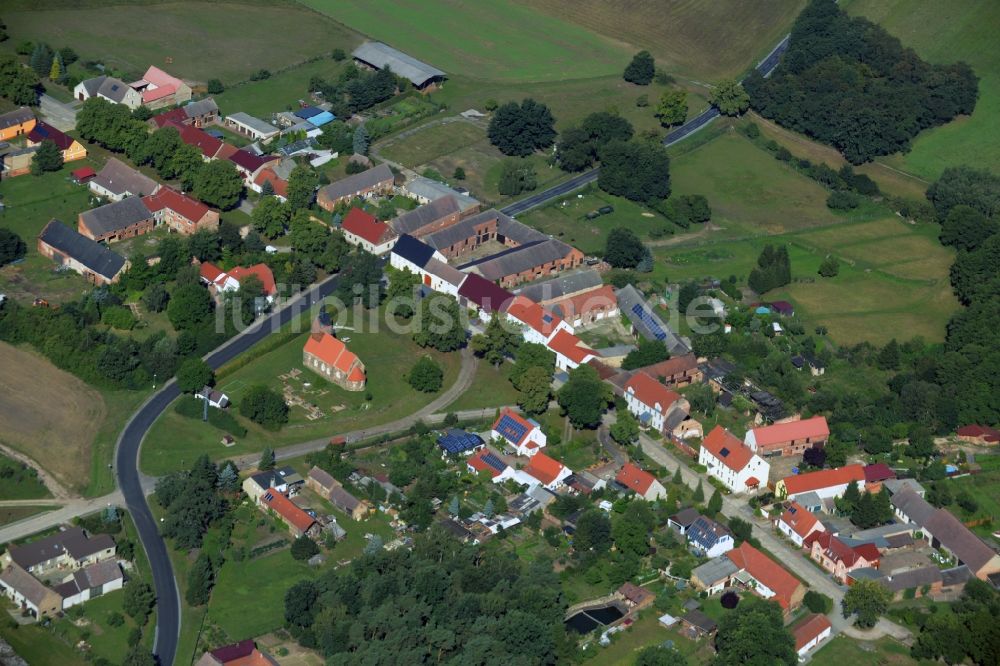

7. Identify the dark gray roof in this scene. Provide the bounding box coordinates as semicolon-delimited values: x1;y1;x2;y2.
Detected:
184;98;218;118
226;112;278;135
352;42;446;86
616;284;689;354
390;196;461;235
692;555;739;586
424;257;466;288
923;509;998;572
884;478;926;496
79;197;152;237
891;488;937;527
81;75;133;103
318;164;393;203
391;234;438;268
405;176;478;210
7;526;113;570
0;107;34;131
878;565;941;592
682;609;718;632
328;485;362;513
38;220;127;281
460;238;573;281
0;564;57;606
54;560;122;597
670;507;701;528
515;269;604;302
941;565;972;587
92;157;160;198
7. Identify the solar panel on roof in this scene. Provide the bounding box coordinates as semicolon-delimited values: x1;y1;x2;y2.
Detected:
482;452;507;472
496;414;529;444
631;304;667;340
719;447;730;458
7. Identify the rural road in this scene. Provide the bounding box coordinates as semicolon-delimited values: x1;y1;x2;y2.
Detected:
500;34;791;218
637;433;911;646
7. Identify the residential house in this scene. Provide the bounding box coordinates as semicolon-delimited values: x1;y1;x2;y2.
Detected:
4;527;115;575
546;284;619;329
515;269;604;305
436;429;485;457
690;556;740;594
90;158;161;201
698;426;770;494
0;107;36;141
195;639;278;666
883;478;926;498
199;261;278;301
956;425;1000;446
863;463;896;493
520;452;572;491
27;121;87;162
421;257;467;297
55;560;124;610
547;329;598;371
0;563;62;619
178;98;219;127
37;220;129;285
805;531;880;583
261;489;318;538
341;207;397;255
196;386;229;409
389;233;446;278
668;507;701;535
251;165;290;201
143;187;220;235
615;284;688;355
615;463;667;501
317;164;394;210
491;408;546;456
623;371;684;433
679;609;717;639
306;467;338;497
77;197;154;242
353;41;446;90
617;582;655;610
241;467;304;505
504;295;572;346
636;354;702;388
467;449;516;483
686;516;735;558
456;273;514;319
791;614;832;660
74;75;142;108
129;65;192;109
725;542;805;614
302;332;366;391
776;502;825;547
389;196;462;238
1;145;37;177
225;112;279;142
461;238;584;288
403;176;479;211
228;149;279;186
774;464;866;502
744;416;829;457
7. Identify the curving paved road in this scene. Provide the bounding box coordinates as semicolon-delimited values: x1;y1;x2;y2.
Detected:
115;275;340;666
500;34;791;218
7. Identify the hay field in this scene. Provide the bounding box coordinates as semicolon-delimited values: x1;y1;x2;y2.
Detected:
0;343;106;493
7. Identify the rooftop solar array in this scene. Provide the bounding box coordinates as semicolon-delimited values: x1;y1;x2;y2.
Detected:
481;452;508;473
719;447;730;458
495;414;529;444
437;429;484;454
631;303;667;341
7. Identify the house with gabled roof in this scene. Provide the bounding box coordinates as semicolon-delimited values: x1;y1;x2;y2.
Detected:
389;233;445;275
686;515;734;558
261;489;318;538
77;196;154;242
341;207;397;255
27;121;87;163
437;429;485;457
615;463;666;501
637;354;703;388
776;501;826;547
3;526;116;575
143;187;219;235
805;531;880;583
129;65;192;109
956;425;1000;445
195;639;279;666
317;164;394;210
199;261;277;301
745;415;829;458
491;408;546;456
0;563;62;620
37;220;129;286
352;41;446;90
504;295;571;345
698;425;770;494
791;614;832;659
302;332;366;391
225;112;279;143
775;464;866;501
547;329;598;371
55;560;124;610
467;448;515;483
0;107;36;142
726;542;805;613
545;284;620;330
389;196;462;238
519;452;572;491
457;273;514;319
623;371;685;433
74;75;142;109
90;157;161;201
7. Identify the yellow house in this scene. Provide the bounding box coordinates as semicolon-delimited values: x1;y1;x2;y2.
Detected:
26;120;87;163
0;107;36;142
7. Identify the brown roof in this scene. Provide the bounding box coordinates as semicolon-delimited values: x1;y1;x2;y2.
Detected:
641;354;699;379
791;613;831;650
0;563;60;606
307;466;336;491
618;581;653;605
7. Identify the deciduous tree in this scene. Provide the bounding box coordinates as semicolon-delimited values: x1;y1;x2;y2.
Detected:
623;51;655;85
655;89;687;126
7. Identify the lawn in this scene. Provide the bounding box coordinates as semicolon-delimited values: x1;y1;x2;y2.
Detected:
140;311;462;475
0;453;51;500
2;2;359;85
846;0;1000;179
521;0;806;81
446;362;521;413
212;58;352;117
298;0;633;83
582;611;706;666
0;342;107;495
380;121;487;168
0;620;89;666
942;465;1000;537
809;635;914;665
0;505;55;526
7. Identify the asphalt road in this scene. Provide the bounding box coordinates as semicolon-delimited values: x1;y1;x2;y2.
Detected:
115;275;339;666
500;34;792;219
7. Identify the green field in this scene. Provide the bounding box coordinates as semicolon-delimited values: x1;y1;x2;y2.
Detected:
846;0;1000;179
446;362;521;412
3;2;359;84
140;311;462;475
380;121;487;167
212;58;351;117
0;454;51;500
0;505;55;526
810;635;914;665
298;0;632;83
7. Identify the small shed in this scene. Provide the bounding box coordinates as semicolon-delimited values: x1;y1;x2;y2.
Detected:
71;166;96;183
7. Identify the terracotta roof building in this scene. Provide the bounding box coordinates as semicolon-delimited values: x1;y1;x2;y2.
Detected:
636;353;702;388
791;614;832;658
624;371;684;434
805;531;880;583
745;415;829;457
957;425;1000;445
491;408;546;456
143;187;220;235
698;425;770;494
302;332;366;391
341;207;397;255
726;542;805;613
776;501;825;546
615;463;666;501
776;464;866;501
261;489;316;537
520;452;571;490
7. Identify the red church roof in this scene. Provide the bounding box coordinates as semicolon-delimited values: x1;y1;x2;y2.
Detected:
303;332;362;375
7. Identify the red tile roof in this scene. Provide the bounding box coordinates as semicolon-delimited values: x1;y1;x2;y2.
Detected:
547;329;596;365
200;261;224;282
641;353;699;380
172;122;224;158
151;108;186;128
957;425;1000;442
72;166;96;181
808;531;879;568
863;463;896;484
467;450;507;478
726;542;802;610
702;425;755;473
749;416;829;448
303;332;362;375
791;614;831;651
491;408;536;446
625;371;681;414
506;296;563;339
28;121;76;151
548;284;617;320
781;465;865;497
254;168;288;198
523;452;565;486
262;491;315;534
342;207;394;246
616;463;657;496
228;263;276;296
143;187;211;224
779;502;823;539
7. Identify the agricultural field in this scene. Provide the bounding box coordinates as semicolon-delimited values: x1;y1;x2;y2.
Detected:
521;0;805;81
2;2;359;85
298;0;632;83
140;311;462;475
846;0;1000;179
212;58;352;117
0;342;106;494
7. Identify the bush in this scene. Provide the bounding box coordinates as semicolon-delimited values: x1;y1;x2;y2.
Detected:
174;397;247;437
721;591;740;609
827;190;860;210
408;356;443;392
206;79;224;94
239;385;289;429
101;305;135;330
818;256;840;278
741;122;760;139
290;535;320;561
803;590;831;614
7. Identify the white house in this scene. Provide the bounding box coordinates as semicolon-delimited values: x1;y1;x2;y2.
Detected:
504;296;572;346
518;452;572;491
623;371;683;433
389;234;447;276
615;463;667;501
196;385;229;409
686;515;735;558
698;426;770;494
547;329;598;371
775;502;826;547
341;208;398;256
74;76;143;109
775;464;866;501
57;560;124;610
792;614;832;660
491;408;546;456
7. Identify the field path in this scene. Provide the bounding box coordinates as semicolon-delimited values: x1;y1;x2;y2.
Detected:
0;442;76;500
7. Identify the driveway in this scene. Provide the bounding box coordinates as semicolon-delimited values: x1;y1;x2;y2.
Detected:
39;94;78;132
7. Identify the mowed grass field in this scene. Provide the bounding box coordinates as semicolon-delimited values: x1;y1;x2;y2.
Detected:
846;0;1000;179
520;0;806;81
297;0;633;82
0;343;106;494
3;2;358;84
